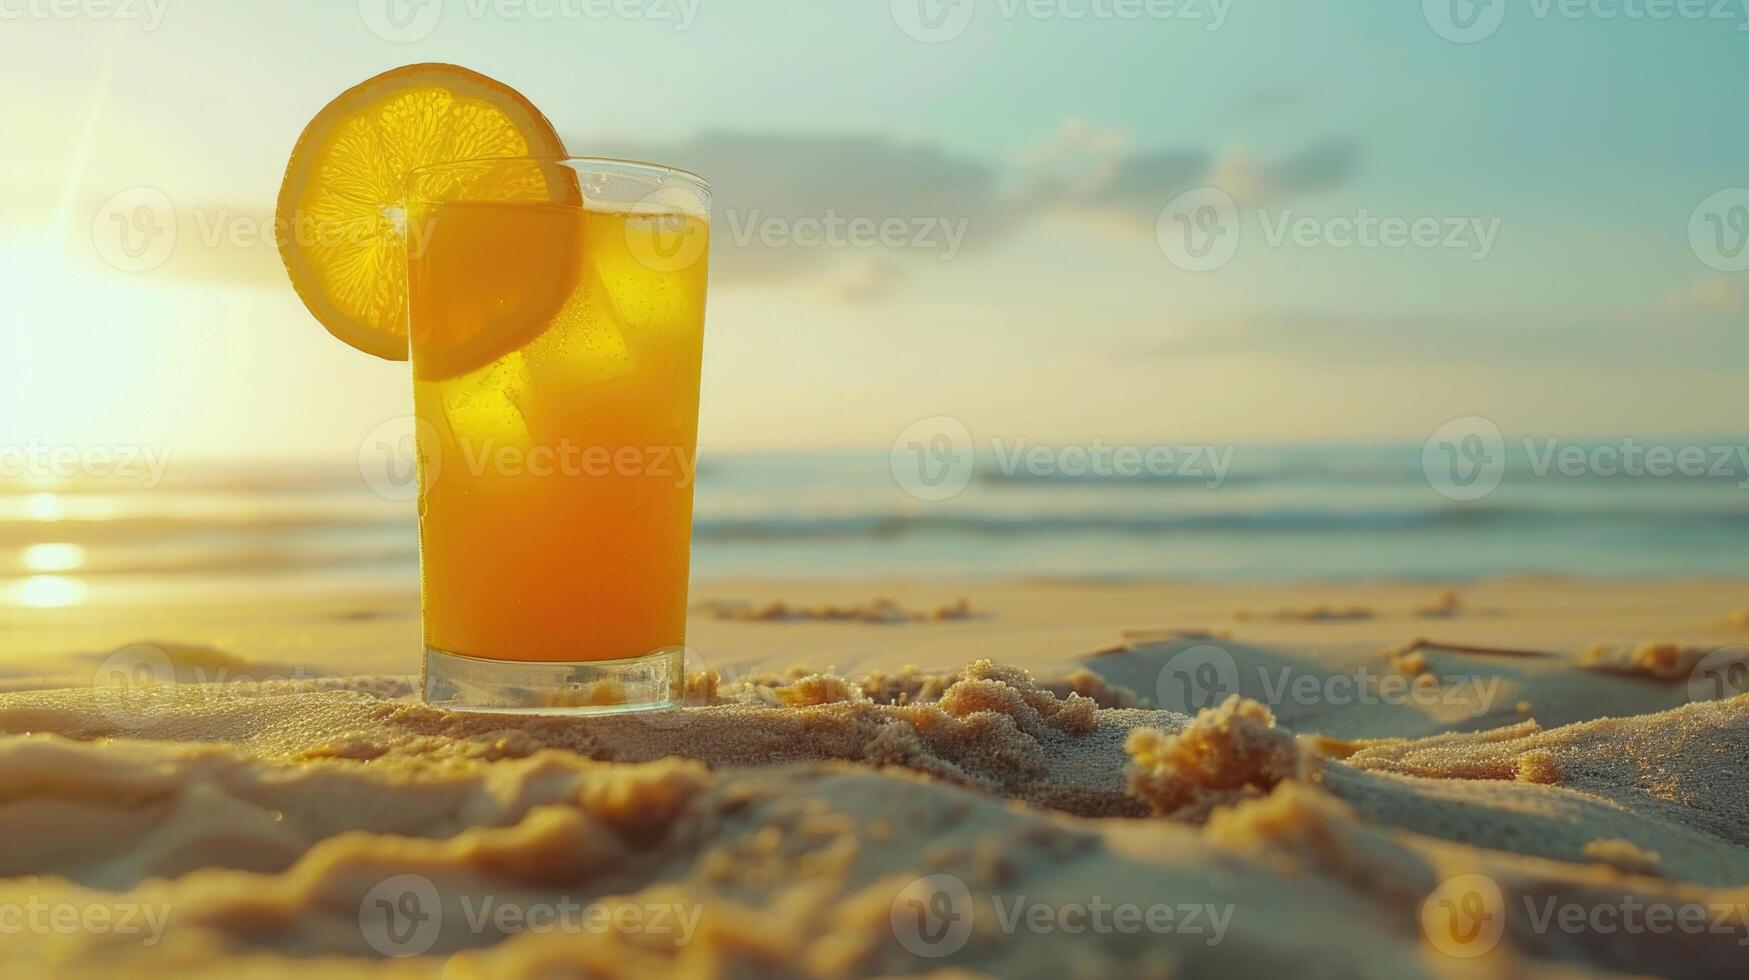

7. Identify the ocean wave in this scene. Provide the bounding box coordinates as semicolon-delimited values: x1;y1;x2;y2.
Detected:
0;514;404;545
7;505;1740;546
691;505;1749;541
968;459;1749;488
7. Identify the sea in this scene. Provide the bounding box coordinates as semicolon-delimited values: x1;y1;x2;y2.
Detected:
4;442;1747;607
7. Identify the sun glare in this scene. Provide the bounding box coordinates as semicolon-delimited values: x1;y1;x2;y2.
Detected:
22;542;87;573
17;574;87;608
25;492;66;522
0;239;163;452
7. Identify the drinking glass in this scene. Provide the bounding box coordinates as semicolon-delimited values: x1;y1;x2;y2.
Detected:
407;157;709;714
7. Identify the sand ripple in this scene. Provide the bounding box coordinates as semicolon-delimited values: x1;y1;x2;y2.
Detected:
0;661;1746;977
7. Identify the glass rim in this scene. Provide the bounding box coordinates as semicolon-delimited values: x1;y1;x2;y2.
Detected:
405;154;709;191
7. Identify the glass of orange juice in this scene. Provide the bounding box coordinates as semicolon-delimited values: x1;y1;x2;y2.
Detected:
406;157;709;714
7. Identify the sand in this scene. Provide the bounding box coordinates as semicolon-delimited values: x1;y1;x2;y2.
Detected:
1;578;1747;977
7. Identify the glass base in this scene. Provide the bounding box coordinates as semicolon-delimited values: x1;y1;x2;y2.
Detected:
422;646;683;716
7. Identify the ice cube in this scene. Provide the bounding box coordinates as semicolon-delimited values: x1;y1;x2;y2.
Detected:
518;266;634;399
592;211;707;339
426;351;535;460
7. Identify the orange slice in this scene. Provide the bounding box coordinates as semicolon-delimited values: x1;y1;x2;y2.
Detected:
275;63;581;376
406;199;584;380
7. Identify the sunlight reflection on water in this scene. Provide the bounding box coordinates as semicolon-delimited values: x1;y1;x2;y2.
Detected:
22;542;86;572
16;574;87;608
24;492;64;522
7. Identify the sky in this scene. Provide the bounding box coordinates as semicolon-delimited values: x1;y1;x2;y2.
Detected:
2;1;1745;462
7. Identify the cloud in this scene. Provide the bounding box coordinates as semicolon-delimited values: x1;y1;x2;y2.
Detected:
1022;116;1362;207
598;130;1029;284
1009;118;1133;197
57;126;1363;300
602;127;1362;296
1074;147;1213;215
1061;135;1361;231
1265;138;1364;197
1661;277;1743;316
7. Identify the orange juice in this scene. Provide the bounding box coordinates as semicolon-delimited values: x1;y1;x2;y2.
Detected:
409;188;708;686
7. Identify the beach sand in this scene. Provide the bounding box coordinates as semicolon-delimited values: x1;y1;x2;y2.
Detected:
2;577;1747;977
